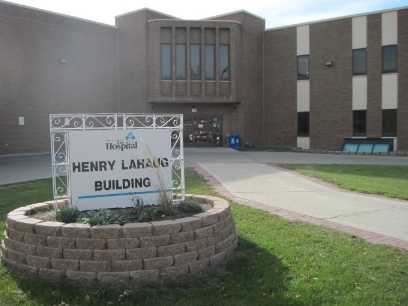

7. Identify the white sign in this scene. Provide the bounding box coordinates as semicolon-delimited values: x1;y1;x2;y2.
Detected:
68;129;172;210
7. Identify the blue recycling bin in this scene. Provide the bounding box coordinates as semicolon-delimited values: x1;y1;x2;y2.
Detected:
228;133;241;149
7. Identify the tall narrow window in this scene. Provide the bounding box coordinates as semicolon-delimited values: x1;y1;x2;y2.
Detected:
382;45;398;73
353;110;366;136
176;45;186;80
382;109;397;137
205;44;215;80
297;55;310;80
219;44;230;80
297;112;310;137
190;44;201;80
161;44;172;80
352;49;367;75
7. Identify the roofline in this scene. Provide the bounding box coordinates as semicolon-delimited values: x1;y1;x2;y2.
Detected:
0;0;116;28
203;9;265;21
115;7;178;20
265;5;408;32
147;18;241;25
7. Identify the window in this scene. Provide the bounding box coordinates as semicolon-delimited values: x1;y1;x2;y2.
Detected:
352;49;367;75
219;44;230;80
343;139;393;154
382;45;398;73
297;55;310;80
382;109;397;137
161;44;172;80
190;44;201;80
297;112;310;137
353;110;366;136
175;45;186;80
205;44;215;80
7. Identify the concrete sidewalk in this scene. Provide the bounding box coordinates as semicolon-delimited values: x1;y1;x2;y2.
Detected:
1;148;408;185
198;161;408;248
0;154;50;185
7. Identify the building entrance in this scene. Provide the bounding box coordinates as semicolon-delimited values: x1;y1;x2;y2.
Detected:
184;114;223;146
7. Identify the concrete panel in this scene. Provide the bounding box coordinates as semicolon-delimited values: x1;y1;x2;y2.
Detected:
297;137;310;149
160;27;172;43
382;11;398;45
219;28;230;44
352;16;367;49
296;25;310;55
190;27;201;43
352;75;367;110
382;73;398;109
297;80;310;112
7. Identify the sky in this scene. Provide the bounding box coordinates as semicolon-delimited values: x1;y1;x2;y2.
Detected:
5;0;408;28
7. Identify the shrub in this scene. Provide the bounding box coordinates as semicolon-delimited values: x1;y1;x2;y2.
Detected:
87;210;110;226
177;201;203;214
56;207;80;223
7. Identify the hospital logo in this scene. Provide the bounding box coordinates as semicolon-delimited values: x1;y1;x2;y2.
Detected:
105;132;138;151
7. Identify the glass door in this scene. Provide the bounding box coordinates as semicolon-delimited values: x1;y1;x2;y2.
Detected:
184;114;223;146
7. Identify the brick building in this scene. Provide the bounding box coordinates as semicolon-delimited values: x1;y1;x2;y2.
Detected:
0;1;407;153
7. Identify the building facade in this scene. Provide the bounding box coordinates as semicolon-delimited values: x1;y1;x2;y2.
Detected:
0;1;407;154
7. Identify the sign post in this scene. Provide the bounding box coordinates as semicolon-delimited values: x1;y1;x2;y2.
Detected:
49;113;184;211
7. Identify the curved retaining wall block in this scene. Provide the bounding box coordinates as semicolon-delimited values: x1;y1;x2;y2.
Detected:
1;195;237;284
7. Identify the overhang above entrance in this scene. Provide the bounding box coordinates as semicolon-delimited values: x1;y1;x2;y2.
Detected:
148;100;241;105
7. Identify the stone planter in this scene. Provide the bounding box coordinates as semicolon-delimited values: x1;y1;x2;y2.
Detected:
1;195;236;284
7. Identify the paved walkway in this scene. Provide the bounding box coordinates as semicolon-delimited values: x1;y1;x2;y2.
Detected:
189;148;408;249
0;154;50;185
1;148;408;185
186;147;408;166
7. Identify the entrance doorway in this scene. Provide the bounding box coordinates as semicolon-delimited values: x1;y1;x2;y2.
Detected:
184;114;223;146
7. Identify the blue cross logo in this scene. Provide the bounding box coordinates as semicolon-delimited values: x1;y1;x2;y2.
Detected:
125;132;136;140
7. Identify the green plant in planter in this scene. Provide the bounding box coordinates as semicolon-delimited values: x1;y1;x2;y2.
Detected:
56;207;80;223
177;200;203;214
87;210;111;226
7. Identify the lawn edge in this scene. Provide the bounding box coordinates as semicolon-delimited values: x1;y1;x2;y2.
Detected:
191;164;408;252
279;164;408;202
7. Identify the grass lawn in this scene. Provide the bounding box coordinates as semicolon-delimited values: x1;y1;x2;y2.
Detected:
285;164;408;200
0;169;407;305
